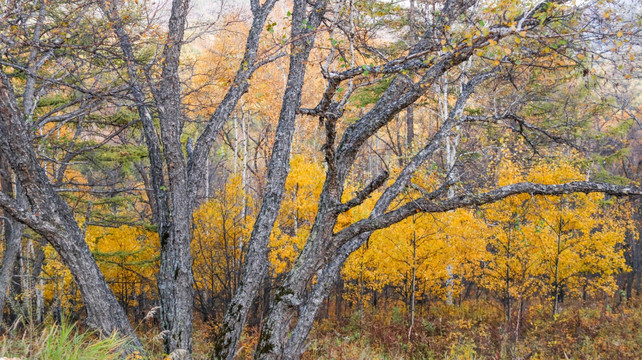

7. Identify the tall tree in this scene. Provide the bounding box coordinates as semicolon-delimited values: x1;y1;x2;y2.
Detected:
101;0;281;356
0;0;146;348
250;0;642;359
0;66;142;349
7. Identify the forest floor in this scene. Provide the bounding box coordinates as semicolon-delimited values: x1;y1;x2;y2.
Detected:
1;297;641;359
296;298;642;360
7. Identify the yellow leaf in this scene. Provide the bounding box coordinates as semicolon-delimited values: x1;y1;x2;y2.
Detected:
617;31;623;38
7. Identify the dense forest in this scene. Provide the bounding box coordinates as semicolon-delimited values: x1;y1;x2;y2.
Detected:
0;0;641;359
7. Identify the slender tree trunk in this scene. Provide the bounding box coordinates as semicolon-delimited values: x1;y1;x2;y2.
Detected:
515;297;523;344
441;75;458;306
553;218;562;317
0;158;24;328
506;233;512;327
335;278;343;322
406;106;414;153
408;262;416;339
214;3;327;359
408;227;417;340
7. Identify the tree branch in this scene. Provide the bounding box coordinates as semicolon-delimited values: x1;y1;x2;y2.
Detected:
333;181;642;244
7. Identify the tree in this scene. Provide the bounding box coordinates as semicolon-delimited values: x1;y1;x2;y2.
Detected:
99;0;284;355
481;158;631;343
1;1;641;360
0;49;143;351
0;0;146;348
249;1;642;359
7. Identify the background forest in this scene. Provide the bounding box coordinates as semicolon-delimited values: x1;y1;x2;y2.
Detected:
0;0;641;359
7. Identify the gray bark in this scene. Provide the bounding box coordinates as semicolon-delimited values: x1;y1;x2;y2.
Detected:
0;66;142;350
102;0;280;356
215;2;328;359
0;155;24;328
153;0;195;355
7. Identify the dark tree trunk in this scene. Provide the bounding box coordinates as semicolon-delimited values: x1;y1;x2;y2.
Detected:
406;106;414;153
335;278;343;322
0;71;142;349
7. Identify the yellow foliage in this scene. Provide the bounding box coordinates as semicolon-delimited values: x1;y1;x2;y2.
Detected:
192;175;253;299
481;159;630;305
42;224;158;312
270;155;325;275
341;157;630;308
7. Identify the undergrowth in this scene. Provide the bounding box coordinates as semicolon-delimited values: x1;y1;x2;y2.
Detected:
0;320;127;359
2;298;641;359
303;298;642;360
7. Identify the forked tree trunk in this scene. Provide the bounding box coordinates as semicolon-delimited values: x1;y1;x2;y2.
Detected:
214;2;327;359
101;0;280;355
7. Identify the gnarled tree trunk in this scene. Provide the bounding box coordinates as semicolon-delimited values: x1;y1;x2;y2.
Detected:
0;70;142;349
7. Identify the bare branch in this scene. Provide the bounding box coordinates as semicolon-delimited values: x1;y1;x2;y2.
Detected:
334;181;642;244
335;170;389;214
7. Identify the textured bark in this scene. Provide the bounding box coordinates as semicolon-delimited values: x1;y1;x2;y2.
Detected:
262;71;493;360
256;12;481;360
0;67;142;349
253;1;642;356
152;0;196;355
102;0;280;356
214;2;328;359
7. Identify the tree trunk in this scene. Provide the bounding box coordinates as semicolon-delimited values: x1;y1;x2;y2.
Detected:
0;70;142;349
553;218;563;317
0;156;24;328
408;264;416;340
101;0;281;356
214;3;327;359
335;278;343;322
406;106;414;153
256;71;515;360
